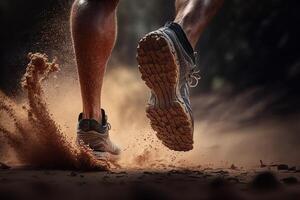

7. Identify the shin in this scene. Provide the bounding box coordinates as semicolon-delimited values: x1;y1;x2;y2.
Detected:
174;0;223;47
70;0;119;121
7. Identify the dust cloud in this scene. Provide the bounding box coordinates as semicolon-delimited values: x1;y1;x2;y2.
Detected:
1;52;299;170
0;53;108;171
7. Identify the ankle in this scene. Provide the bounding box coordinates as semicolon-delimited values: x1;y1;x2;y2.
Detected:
174;0;223;47
82;110;102;122
177;20;207;48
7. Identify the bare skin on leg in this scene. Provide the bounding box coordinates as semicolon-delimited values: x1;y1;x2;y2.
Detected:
175;0;224;48
70;0;222;121
71;0;119;121
71;0;121;160
71;0;223;153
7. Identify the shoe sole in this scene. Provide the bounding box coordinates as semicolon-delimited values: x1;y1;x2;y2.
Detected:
137;32;193;151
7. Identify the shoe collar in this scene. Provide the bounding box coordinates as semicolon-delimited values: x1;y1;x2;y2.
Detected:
78;109;110;133
164;22;196;63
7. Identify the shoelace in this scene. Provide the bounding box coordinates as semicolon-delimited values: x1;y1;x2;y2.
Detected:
187;52;201;88
187;68;201;87
107;123;111;130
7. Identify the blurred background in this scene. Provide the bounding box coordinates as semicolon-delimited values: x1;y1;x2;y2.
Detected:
0;0;300;167
0;0;299;116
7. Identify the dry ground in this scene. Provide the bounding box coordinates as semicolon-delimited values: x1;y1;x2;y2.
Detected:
0;164;299;200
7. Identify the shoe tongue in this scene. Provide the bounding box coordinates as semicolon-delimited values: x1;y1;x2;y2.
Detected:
165;22;195;63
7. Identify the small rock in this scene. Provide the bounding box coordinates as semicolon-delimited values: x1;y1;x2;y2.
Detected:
277;164;289;170
294;166;300;173
288;166;296;171
281;177;298;185
137;175;145;179
227;177;240;183
188;175;200;179
119;180;126;185
213;170;229;175
44;171;55;175
116;171;127;175
251;172;280;191
230;164;238;170
0;177;9;183
194;171;204;176
143;171;154;175
210;178;228;189
260;160;267;168
69;171;77;177
0;162;11;170
78;181;86;186
167;170;181;174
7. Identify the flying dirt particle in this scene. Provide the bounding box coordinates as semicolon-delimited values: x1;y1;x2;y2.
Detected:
0;53;109;171
133;149;152;167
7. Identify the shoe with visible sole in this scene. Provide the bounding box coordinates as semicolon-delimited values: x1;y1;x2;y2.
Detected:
76;109;121;161
137;22;200;152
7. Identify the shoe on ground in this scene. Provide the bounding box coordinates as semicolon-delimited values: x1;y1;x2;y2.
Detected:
77;109;121;160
